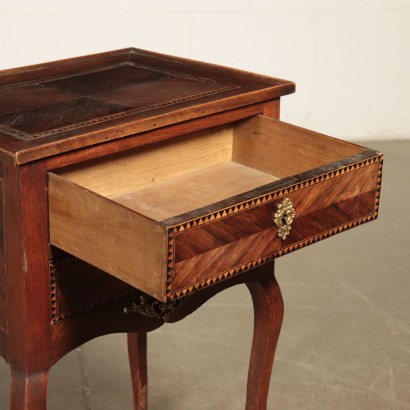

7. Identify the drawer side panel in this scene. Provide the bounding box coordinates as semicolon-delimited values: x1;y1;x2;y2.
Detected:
49;173;167;301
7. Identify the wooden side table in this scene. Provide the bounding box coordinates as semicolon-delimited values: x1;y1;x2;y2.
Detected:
0;48;383;409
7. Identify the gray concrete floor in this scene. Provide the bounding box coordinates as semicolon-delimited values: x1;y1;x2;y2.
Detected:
1;140;409;409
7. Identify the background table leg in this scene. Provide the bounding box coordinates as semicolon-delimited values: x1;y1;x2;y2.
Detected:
10;368;49;410
128;332;148;410
245;271;284;410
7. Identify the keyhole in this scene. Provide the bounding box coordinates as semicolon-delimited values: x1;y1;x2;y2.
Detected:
281;214;287;226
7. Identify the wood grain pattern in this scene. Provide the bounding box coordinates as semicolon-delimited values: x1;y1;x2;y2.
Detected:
174;163;378;261
45;103;265;171
0;86;78;115
163;148;381;227
15;85;262;164
0;63;234;139
3;160;51;409
233;115;365;178
113;162;277;221
0;48;295;164
44;63;165;95
51;113;369;222
172;192;375;292
10;369;49;410
0;97;127;135
56;126;234;198
262;99;280;118
49;172;168;301
94;77;228;107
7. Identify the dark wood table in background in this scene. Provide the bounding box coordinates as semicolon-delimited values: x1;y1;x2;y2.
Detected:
0;49;382;409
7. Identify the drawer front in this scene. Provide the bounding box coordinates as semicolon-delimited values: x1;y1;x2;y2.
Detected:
166;155;382;300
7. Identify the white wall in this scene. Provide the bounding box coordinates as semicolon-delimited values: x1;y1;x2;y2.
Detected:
0;0;409;141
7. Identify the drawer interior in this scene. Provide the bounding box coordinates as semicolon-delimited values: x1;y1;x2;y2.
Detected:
53;115;365;222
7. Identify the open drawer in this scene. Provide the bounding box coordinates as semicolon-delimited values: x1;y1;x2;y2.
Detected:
49;115;383;302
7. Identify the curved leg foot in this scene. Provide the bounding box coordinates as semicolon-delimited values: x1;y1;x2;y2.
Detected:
245;271;284;410
10;368;49;410
128;332;148;410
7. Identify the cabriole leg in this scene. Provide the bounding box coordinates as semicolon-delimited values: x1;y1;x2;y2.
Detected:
245;271;284;410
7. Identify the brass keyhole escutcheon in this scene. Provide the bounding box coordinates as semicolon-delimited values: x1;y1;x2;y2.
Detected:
274;198;296;240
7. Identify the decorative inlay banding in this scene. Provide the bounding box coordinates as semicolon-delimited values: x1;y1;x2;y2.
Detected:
165;155;383;301
0;61;240;141
0;125;33;141
33;85;237;138
49;255;138;324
